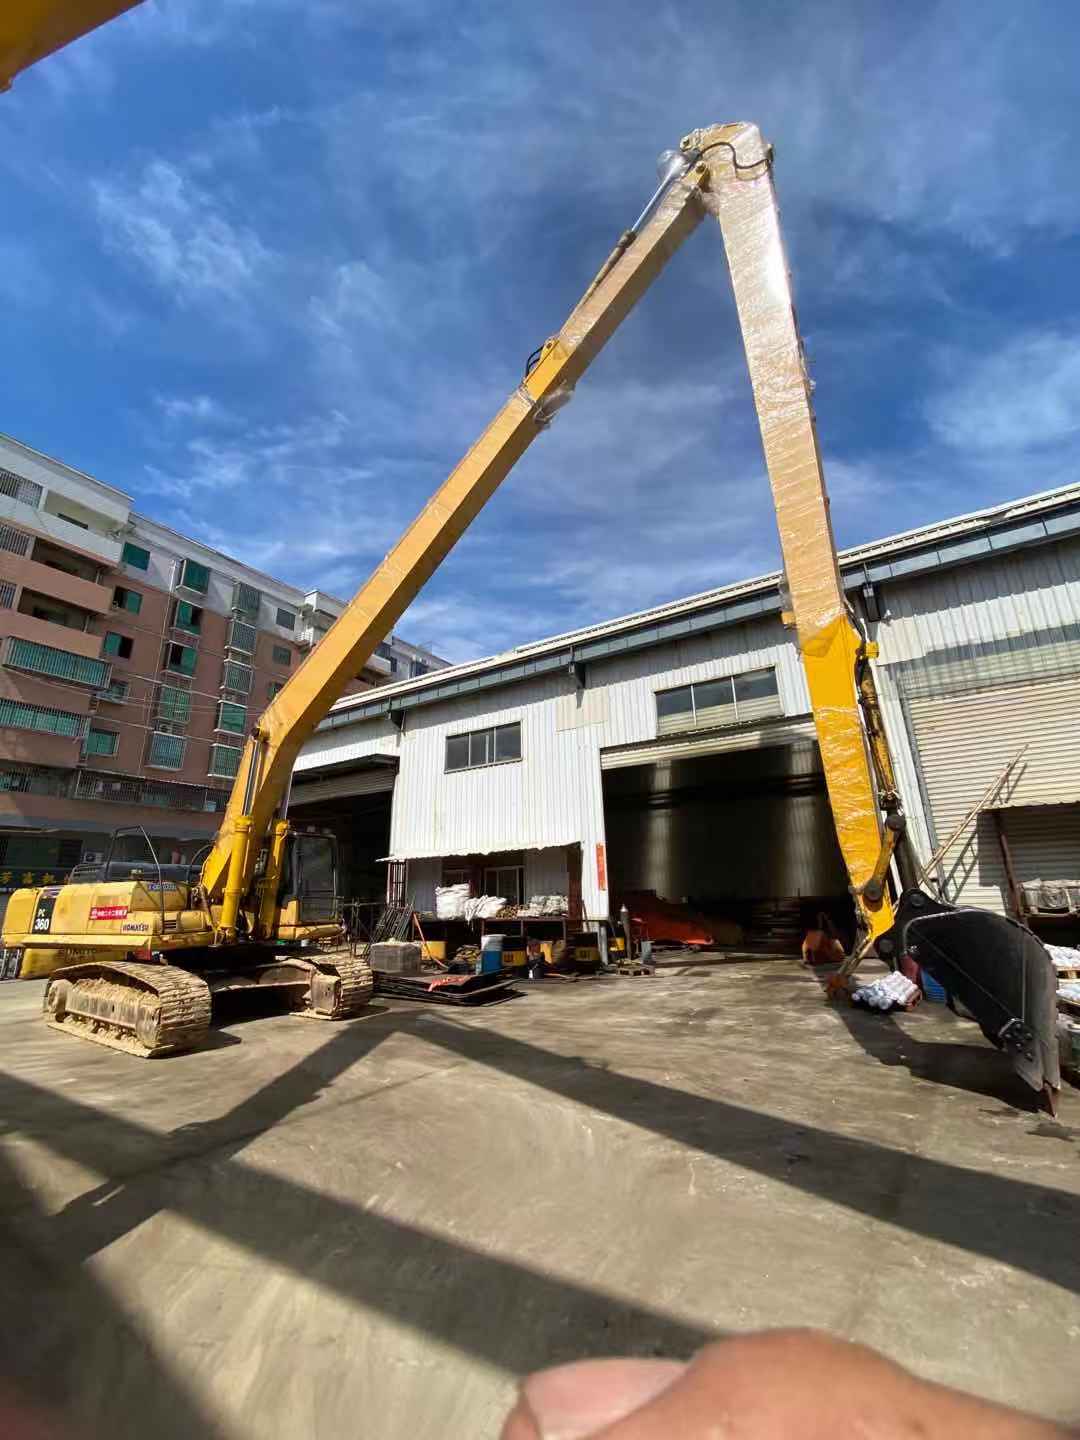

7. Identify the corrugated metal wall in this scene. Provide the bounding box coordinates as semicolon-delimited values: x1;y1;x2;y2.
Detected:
999;805;1080;890
873;534;1080;908
366;616;806;916
903;679;1080;910
603;743;847;903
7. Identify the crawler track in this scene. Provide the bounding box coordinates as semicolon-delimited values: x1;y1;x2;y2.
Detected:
312;951;375;1017
43;962;212;1057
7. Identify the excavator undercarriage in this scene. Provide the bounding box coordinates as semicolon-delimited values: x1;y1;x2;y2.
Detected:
42;949;374;1057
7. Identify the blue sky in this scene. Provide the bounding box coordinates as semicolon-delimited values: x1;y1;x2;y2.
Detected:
4;1;1080;661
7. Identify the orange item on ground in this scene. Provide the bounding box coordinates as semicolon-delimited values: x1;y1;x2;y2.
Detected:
801;929;846;967
623;891;716;948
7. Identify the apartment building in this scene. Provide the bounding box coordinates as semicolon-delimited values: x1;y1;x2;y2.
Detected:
0;432;446;895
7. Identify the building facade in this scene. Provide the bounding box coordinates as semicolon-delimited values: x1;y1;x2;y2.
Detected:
0;433;446;893
292;481;1080;936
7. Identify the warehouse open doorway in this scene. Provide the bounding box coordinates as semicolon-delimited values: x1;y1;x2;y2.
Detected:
287;762;396;905
601;735;853;952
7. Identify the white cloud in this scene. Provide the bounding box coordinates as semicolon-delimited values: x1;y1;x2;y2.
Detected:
154;393;239;426
926;330;1080;454
93;159;272;304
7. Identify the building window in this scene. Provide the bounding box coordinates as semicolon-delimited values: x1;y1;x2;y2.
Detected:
445;721;521;772
147;732;186;770
222;660;253;695
0;524;32;558
157;686;192;724
272;644;291;667
85;727;119;757
121;541;151;571
166;642;197;676
442;866;471;889
113;586;142;615
232;581;261;619
179;558;210;594
57;512;88;530
410;659;430;678
100;678;129;703
267;680;285;699
276;608;295;630
216;701;246;734
103;631;134;660
0;468;44;508
483;865;523;905
376;642;398;673
0;580;13;609
655;667;781;735
208;743;242;779
174;600;202;634
227;618;256;654
0;697;82;737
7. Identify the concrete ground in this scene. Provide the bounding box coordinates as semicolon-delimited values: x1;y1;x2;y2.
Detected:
2;957;1079;1440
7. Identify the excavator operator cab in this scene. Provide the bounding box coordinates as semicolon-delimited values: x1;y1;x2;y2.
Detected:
278;828;340;926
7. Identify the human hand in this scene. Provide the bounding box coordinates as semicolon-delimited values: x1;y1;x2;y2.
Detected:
501;1329;1071;1439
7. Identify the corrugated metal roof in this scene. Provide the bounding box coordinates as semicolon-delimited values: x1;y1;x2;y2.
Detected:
321;478;1080;727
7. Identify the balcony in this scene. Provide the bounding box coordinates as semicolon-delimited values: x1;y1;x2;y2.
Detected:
208;742;242;779
2;551;112;614
0;492;122;567
220;660;253;696
3;610;105;662
3;633;111;688
226;618;257;656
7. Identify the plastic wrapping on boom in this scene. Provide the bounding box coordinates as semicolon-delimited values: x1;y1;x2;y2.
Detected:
693;122;893;938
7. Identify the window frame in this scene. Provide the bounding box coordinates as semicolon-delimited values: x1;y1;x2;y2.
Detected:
271;644;292;667
121;541;151;571
85;726;119;757
215;700;247;735
179;557;210;594
208;742;243;779
112;586;142;615
445;721;522;773
146;731;186;771
654;666;780;733
165;641;197;676
103;631;134;661
275;607;296;631
174;600;203;634
482;864;524;905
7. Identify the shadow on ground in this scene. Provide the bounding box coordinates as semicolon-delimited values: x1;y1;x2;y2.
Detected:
2;995;1079;1438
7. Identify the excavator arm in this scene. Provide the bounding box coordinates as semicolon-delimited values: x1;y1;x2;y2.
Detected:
1;0;142;90
203;121;897;950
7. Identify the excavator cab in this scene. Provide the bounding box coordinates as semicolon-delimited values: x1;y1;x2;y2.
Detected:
275;829;341;934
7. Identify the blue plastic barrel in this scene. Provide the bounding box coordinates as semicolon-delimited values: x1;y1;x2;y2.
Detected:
480;933;505;973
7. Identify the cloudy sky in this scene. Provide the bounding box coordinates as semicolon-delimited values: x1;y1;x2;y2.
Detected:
4;1;1079;660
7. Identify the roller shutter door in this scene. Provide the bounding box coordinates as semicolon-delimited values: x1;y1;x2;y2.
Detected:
905;676;1080;912
601;716;816;770
290;765;397;806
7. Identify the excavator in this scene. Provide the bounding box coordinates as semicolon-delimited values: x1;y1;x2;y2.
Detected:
0;8;1061;1104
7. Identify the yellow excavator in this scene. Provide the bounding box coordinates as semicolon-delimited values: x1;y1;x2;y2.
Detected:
0;4;1060;1102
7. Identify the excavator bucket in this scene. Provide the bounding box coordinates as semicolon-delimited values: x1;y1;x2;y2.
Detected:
1;0;142;90
878;887;1061;1102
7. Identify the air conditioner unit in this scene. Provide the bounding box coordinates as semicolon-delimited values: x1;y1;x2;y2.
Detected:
82;850;105;864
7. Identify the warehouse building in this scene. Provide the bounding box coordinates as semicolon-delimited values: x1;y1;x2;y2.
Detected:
293;480;1080;940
